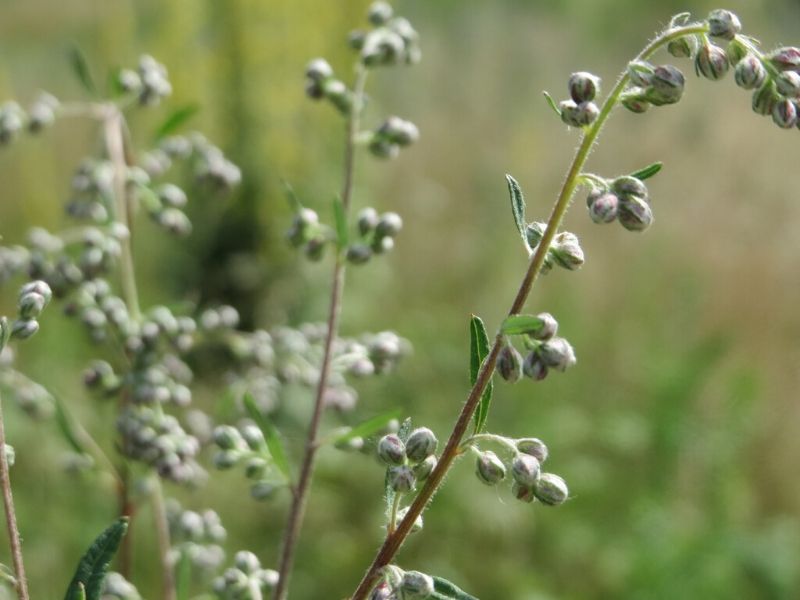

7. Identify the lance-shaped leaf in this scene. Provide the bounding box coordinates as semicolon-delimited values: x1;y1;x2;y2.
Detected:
68;46;96;95
432;575;480;599
505;174;529;253
332;409;402;446
154;104;199;140
64;518;128;600
469;315;493;434
243;393;291;480
630;161;663;181
500;314;545;336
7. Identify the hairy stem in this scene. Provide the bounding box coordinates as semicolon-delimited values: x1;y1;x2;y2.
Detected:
349;22;708;599
0;392;29;600
273;64;369;600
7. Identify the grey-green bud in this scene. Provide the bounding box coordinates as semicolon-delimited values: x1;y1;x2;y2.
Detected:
511;453;541;487
305;58;333;82
368;1;393;26
475;450;506;485
234;551;261;574
551;232;584;270
213;425;244;451
4;444;14;468
695;42;729;81
772;99;798;129
405;427;437;463
667;37;693;58
516;438;549;463
20;280;52;306
568;72;600;103
647;65;685;106
375;212;403;237
621;90;650;114
538;337;576;372
587;190;620;224
357;207;380;236
250;481;278;501
18;292;46;320
401;571;434;599
707;9;741;41
611;176;648;199
533;472;569;506
525;221;546;248
346;244;373;265
512;481;536;503
388;464;416;493
522;351;548;381
734;55;767;90
413;455;436;481
11;319;39;340
752;81;779;116
776;71;800;97
618;195;654;232
497;344;523;383
377;434;406;466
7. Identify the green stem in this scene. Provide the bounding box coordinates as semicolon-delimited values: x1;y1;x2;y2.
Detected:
349;21;709;600
462;433;518;454
387;491;403;536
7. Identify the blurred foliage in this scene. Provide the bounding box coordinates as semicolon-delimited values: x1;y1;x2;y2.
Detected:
2;0;800;598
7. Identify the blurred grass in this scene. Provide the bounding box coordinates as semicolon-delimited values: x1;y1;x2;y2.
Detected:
2;0;800;598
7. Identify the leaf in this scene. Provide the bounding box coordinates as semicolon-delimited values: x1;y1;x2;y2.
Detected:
282;180;304;211
333;197;348;250
175;550;192;600
68;46;96;95
630;161;663;181
64;518;128;600
500;314;545;336
332;409;402;445
385;417;412;514
243;393;291;480
505;174;529;252
542;91;561;117
154;104;200;140
53;395;90;457
432;576;480;600
469;315;493;434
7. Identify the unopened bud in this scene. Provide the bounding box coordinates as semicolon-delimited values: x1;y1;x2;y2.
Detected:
525;221;546;248
516;438;549;463
734;55;767;90
568;72;600;103
357;207;380;235
475;450;506;485
667;37;693;58
20;280;52;305
368;1;393;26
647;65;685;105
413;455;436;481
767;47;800;71
533;472;569;506
776;72;800;97
401;571;434;599
621;91;650;114
213;425;244;451
11;319;39;340
522;351;548;381
772;99;798;129
611;176;648;200
618;195;654;232
707;9;741;41
234;551;261;574
551;232;584;271
375;212;403;237
695;42;729;81
512;481;535;503
538;337;576;372
405;427;437;463
511;453;541;487
530;312;558;341
305;58;333;82
396;506;424;533
250;481;278;501
4;444;14;468
587;190;620;224
560;100;599;127
497;344;523;383
388;465;416;493
18;292;46;319
377;434;406;466
752;81;779;116
346;244;373;265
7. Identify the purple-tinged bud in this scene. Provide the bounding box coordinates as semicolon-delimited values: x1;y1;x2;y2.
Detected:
405;427;438;463
667;37;693;58
516;438;549;463
734;55;767;90
612;175;648;200
401;571;434;599
574;101;599;126
618;196;654;232
772;99;798;129
497;344;523;383
377;434;406;466
346;244;372;265
539;337;576;372
369;583;393;600
475;450;506;485
752;81;779;116
647;65;685;105
776;72;800;97
587;191;619;224
767;47;800;71
627;61;655;87
621;91;650;114
533;472;569;506
512;481;536;503
305;58;333;82
695;42;729;81
387;465;416;493
511;453;541;487
551;232;584;270
707;9;741;41
413;454;436;481
522;351;548;381
568;72;600;103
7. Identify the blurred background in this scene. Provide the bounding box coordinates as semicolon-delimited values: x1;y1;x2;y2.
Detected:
2;0;800;598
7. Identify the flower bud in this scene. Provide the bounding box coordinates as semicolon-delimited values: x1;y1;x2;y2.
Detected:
18;292;46;320
11;319;39;340
511;453;541;487
587;190;619;224
568;72;600;103
768;47;800;71
695;42;729;81
244;457;269;480
516;438;549;463
734;55;767;90
512;481;535;503
726;38;749;65
377;434;406;466
240;424;265;451
357;207;380;236
667;37;693;58
234;550;261;574
627;61;654;87
475;450;506;485
413;455;436;481
396;506;424;533
647;65;685;105
388;465;416;493
772;99;798;129
561;101;598;127
401;571;434;599
551;232;584;270
522;351;548;381
707;9;741;41
611;176;648;199
776;72;800;97
346;244;373;265
405;427;437;463
621;91;650;114
20;280;52;305
752;81;779;116
372;235;395;254
533;472;569;506
323;79;353;114
368;1;393;26
618;195;654;232
530;312;558;341
525;221;546;248
157;183;188;208
369;583;393;600
305;58;333;82
497;344;523;383
212;450;240;470
250;481;278;501
213;425;244;451
538;337;576;372
375;212;403;237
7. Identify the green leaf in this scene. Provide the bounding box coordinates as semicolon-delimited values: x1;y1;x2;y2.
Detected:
630;161;663;181
64;518;129;600
500;314;545;336
469;315;493;434
543;91;561;117
68;46;96;95
332;409;402;445
154;104;200;140
505;174;529;252
333;197;348;250
53;395;90;457
176;550;192;600
432;576;480;600
243;393;291;480
282;180;304;211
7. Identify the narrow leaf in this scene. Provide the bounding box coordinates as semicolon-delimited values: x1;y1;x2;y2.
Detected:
500;314;545;336
505;174;529;252
630;161;663;181
333;197;348;250
68;46;96;95
543;91;561;117
154;104;199;140
469;315;493;434
282;180;304;211
53;395;90;456
243;393;291;480
64;518;129;600
397;417;413;442
432;576;480;600
176;550;192;600
332;409;402;445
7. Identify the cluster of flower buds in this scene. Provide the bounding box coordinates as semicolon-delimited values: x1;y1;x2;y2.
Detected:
0;94;58;143
0;246;28;285
371;566;435;600
166;500;227;576
621;62;686;112
139;182;192;237
557;71;601;128
286;206;329;261
524;222;585;273
497;312;576;382
115;55;172;106
5;280;52;341
584;173;653;232
100;572;142;600
377;426;438;494
366;116;419;159
349;2;421;67
212;421;283;501
474;436;569;506
0;354;55;419
117;405;204;484
304;58;355;115
346;208;403;265
212;551;278;600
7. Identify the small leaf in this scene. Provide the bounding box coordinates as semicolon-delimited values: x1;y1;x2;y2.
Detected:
282;180;304;211
669;12;692;27
469;315;493;434
64;518;129;600
68;46;97;95
332;409;402;445
500;314;545;336
630;161;663;181
333;197;348;250
397;417;413;443
505;174;529;252
154;104;199;140
243;393;291;480
543;91;561;117
432;576;480;600
53;395;90;457
385;417;412;514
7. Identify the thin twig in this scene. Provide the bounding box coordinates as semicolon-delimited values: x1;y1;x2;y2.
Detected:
151;476;176;600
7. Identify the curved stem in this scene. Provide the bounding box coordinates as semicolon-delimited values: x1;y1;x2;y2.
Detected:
272;64;369;600
349;22;708;600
